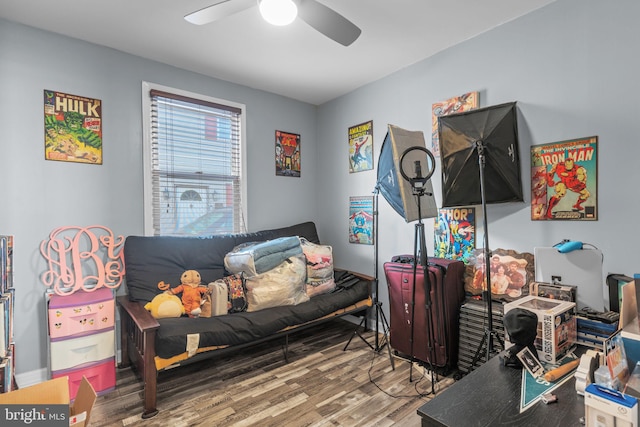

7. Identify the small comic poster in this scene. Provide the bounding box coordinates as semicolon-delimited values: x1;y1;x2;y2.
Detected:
531;136;597;221
349;196;374;245
275;130;300;177
348;120;373;173
432;92;479;157
44;89;102;164
433;207;475;263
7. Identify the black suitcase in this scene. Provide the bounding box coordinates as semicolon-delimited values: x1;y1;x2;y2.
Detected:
384;256;465;372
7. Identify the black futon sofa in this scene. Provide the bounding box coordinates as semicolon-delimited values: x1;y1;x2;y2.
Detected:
117;221;373;418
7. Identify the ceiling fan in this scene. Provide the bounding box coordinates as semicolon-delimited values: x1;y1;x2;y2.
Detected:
185;0;362;46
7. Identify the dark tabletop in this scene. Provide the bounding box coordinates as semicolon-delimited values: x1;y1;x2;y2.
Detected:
417;352;587;427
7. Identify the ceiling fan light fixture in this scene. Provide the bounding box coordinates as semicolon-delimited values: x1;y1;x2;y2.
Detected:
259;0;298;26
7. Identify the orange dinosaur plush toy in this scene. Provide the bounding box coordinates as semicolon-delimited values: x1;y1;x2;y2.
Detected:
165;270;209;318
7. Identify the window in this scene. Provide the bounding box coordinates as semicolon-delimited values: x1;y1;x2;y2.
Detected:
142;82;246;236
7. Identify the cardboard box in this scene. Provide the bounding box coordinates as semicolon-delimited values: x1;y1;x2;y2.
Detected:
504;295;576;364
585;383;638;427
529;281;577;303
0;376;96;426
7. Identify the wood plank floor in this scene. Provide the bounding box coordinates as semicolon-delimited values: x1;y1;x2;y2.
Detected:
91;319;456;426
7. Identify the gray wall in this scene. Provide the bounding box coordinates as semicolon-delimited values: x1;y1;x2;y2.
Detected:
3;0;640;383
317;0;640;327
0;18;318;383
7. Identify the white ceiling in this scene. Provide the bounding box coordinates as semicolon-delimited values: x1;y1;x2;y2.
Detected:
0;0;556;105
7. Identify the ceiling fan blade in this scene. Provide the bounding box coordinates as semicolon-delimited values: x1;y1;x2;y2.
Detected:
185;0;255;25
297;0;361;46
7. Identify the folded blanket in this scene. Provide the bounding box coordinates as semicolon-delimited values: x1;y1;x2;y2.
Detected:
224;236;302;277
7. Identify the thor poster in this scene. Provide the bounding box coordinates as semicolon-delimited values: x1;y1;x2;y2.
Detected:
530;136;597;221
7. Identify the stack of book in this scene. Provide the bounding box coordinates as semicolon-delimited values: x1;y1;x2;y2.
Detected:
0;235;14;393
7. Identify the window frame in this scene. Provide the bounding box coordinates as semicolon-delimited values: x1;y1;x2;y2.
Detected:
141;81;247;236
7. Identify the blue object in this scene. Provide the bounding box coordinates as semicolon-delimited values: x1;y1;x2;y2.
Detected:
376;127;438;222
586;383;638;408
555;240;583;253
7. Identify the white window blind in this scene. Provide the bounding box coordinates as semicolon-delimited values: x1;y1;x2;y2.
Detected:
149;89;245;236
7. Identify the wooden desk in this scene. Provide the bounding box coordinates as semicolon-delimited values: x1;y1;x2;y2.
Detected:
417;353;586;426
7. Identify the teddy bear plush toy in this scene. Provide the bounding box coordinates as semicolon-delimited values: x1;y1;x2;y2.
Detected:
165;270;209;318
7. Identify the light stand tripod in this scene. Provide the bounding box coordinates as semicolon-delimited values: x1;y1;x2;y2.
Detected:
400;147;437;391
407;186;438;392
470;141;504;368
344;186;395;370
437;102;522;369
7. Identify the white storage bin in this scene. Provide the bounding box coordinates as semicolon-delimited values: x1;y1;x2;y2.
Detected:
50;329;115;371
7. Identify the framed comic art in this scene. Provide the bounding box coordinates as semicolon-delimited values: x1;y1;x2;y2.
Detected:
44;89;102;164
275;130;300;177
348;196;374;244
531;136;597;220
464;248;534;302
433;207;475;263
431;91;478;157
348;120;373;173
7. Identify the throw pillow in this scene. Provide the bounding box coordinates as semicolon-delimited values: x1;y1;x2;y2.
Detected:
300;237;335;297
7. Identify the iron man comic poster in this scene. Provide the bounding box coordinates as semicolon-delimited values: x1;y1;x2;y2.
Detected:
531;136;598;221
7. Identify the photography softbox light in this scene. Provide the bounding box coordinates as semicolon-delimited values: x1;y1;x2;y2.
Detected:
438;102;522;364
438;102;523;208
377;124;438;222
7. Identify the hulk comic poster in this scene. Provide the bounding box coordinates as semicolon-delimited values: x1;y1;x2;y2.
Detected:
44;90;102;164
348;120;373;173
531;136;597;221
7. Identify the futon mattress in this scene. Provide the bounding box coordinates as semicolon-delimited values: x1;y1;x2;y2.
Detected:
154;280;368;359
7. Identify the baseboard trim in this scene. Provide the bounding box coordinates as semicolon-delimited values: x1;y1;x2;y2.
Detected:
15;368;47;389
